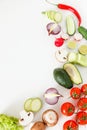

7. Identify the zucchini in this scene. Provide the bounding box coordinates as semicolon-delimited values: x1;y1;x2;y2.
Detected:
53;68;73;89
78;26;87;40
68;52;87;66
66;15;76;36
63;63;82;84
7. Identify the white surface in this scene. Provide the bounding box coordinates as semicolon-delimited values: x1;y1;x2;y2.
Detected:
0;0;87;130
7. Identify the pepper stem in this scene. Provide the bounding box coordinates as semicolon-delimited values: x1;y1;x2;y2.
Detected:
45;0;57;6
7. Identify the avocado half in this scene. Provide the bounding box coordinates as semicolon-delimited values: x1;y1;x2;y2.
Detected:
63;63;82;85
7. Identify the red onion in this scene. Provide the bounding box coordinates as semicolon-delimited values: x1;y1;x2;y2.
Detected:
44;88;63;105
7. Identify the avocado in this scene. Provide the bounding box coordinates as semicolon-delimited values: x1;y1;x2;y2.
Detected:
53;68;73;89
63;63;82;85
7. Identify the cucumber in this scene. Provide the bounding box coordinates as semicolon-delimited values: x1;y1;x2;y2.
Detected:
53;68;73;89
66;15;76;36
68;52;87;66
78;26;87;40
30;98;42;112
42;10;62;23
54;12;62;23
63;63;82;85
24;98;42;112
24;98;33;112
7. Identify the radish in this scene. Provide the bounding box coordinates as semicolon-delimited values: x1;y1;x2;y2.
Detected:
74;33;83;41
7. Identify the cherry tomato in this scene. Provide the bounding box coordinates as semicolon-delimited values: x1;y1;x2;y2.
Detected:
81;84;87;95
77;97;87;111
76;111;87;125
70;87;81;99
54;37;64;47
61;102;75;116
63;120;78;130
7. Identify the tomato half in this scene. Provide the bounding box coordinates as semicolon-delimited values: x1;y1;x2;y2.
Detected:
70;87;81;99
63;120;78;130
77;98;87;111
76;111;87;125
81;84;87;95
61;102;75;116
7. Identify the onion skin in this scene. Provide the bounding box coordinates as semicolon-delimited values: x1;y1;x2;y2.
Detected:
44;88;62;105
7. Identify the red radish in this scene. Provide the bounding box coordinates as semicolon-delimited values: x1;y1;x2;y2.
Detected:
54;37;64;47
74;33;83;41
61;33;69;40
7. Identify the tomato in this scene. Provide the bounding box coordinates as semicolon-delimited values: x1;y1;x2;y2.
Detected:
81;84;87;95
61;102;75;116
70;87;81;99
76;111;87;125
77;97;87;111
63;120;78;130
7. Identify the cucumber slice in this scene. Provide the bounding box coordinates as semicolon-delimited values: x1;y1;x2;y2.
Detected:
24;98;33;112
54;12;62;23
68;52;77;63
30;98;42;112
50;11;56;21
78;45;87;55
66;15;76;36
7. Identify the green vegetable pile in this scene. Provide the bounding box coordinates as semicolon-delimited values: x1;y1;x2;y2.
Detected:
0;114;24;130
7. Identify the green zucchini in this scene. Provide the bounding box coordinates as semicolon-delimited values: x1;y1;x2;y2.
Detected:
66;15;76;36
63;63;82;85
53;68;73;89
78;26;87;40
68;52;87;66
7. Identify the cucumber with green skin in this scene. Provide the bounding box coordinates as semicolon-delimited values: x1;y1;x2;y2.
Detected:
66;15;76;36
53;68;73;89
42;10;62;23
68;52;87;66
78;26;87;40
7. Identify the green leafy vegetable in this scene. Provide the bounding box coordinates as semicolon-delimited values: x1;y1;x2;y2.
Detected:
0;114;24;130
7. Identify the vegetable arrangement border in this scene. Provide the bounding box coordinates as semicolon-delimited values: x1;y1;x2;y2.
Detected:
0;1;87;130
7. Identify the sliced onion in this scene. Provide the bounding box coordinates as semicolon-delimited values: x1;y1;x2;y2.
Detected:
44;88;63;105
46;22;61;35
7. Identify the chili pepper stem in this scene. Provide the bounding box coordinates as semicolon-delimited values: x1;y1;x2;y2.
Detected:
45;0;57;6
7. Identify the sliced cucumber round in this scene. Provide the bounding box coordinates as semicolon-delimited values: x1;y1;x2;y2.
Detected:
24;98;42;112
30;98;42;112
24;98;33;112
54;12;62;23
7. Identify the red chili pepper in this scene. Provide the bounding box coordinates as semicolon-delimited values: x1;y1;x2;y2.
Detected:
58;4;81;26
45;0;81;26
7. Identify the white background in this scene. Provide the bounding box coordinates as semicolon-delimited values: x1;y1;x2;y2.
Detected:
0;0;87;130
